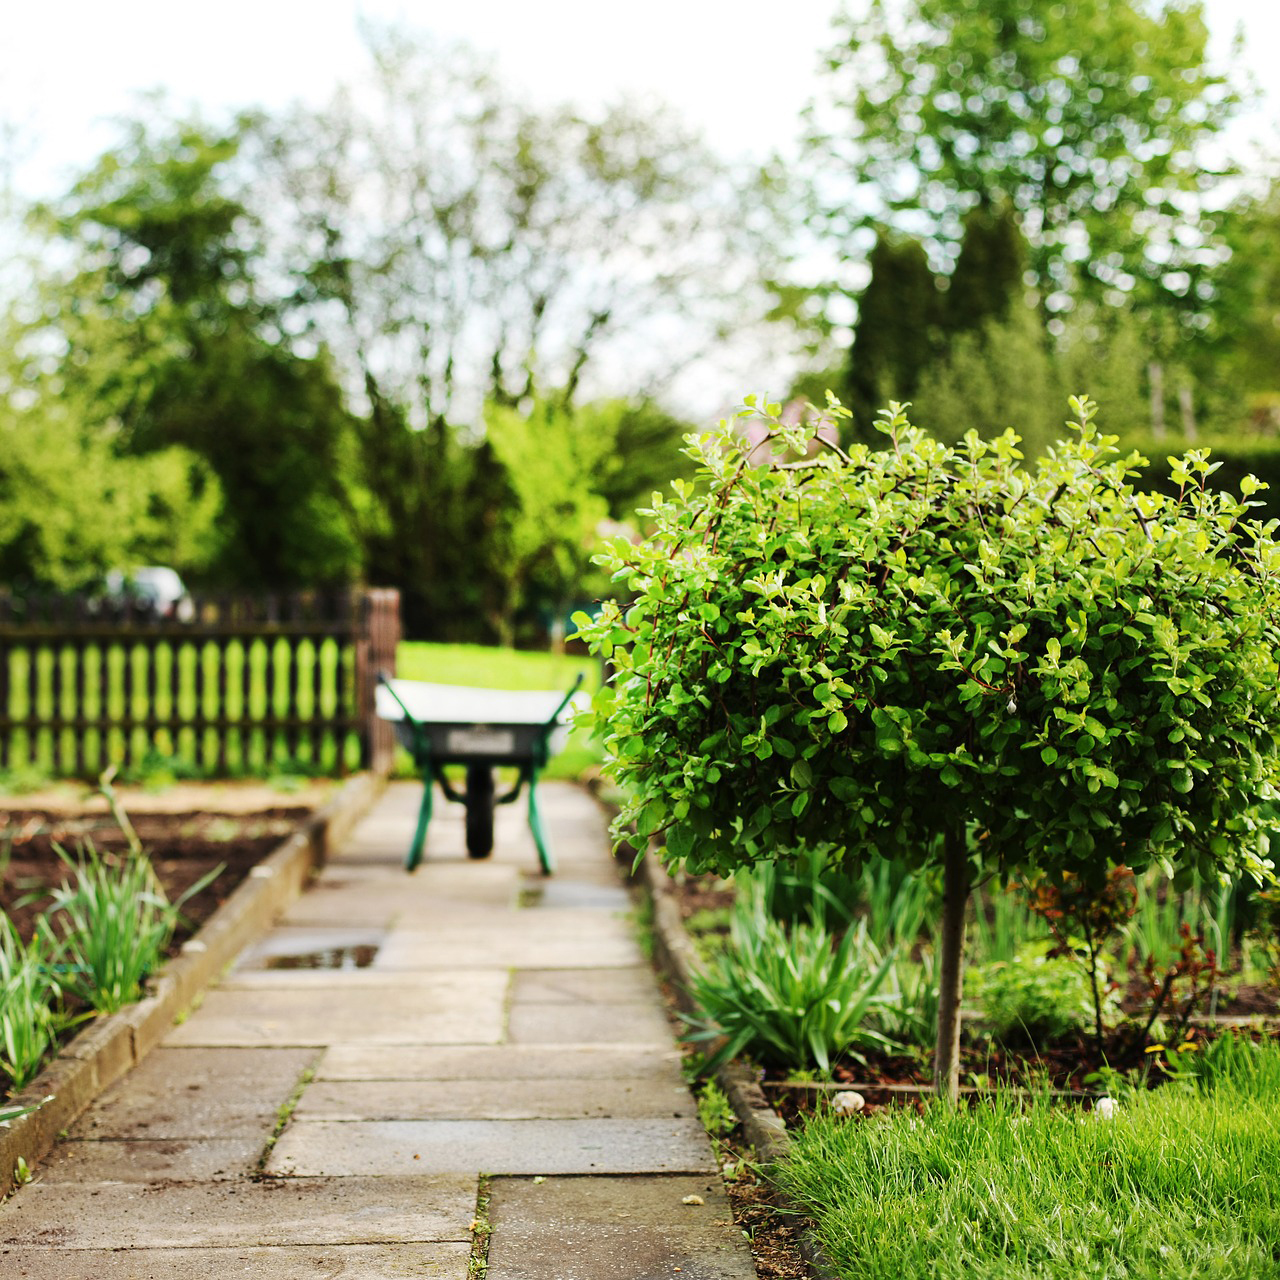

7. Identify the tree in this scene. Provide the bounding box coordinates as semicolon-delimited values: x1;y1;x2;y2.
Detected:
810;0;1240;319
845;233;943;436
254;25;783;428
482;398;612;646
578;396;1280;1101
22;115;367;588
0;318;221;590
910;304;1061;454
1198;176;1280;426
944;202;1026;337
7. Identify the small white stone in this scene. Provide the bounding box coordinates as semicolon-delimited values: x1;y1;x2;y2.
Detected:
832;1090;865;1115
249;865;275;878
1094;1097;1119;1120
181;939;207;953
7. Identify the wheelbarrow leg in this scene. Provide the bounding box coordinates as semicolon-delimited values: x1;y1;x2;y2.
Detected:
526;766;555;876
407;760;434;872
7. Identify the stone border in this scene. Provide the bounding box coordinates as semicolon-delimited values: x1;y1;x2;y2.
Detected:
638;848;838;1280
0;771;386;1197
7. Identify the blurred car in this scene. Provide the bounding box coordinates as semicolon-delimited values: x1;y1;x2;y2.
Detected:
103;567;195;621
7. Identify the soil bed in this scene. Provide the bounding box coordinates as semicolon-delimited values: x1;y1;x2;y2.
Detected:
1;803;315;951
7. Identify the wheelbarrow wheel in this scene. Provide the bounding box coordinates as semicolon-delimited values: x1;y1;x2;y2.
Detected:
464;764;495;859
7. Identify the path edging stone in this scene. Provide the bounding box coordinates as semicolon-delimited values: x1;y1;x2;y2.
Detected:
0;771;386;1196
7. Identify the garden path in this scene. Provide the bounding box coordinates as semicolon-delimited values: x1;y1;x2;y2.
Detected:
0;781;754;1278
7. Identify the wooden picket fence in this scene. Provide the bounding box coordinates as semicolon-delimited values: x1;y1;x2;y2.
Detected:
0;588;400;779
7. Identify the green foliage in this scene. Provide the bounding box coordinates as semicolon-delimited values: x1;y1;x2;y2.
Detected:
1123;433;1280;529
0;334;222;592
686;875;899;1073
944;202;1027;337
815;0;1239;317
1200;177;1280;409
482;398;612;646
779;1070;1280;1280
580;392;1280;1093
974;943;1113;1046
846;234;943;436
0;919;64;1093
695;1079;736;1139
910;305;1061;457
583;395;1280;888
35;843;220;1014
1158;1030;1280;1098
14;115;366;591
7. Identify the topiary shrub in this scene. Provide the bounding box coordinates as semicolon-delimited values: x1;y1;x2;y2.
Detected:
579;395;1280;1099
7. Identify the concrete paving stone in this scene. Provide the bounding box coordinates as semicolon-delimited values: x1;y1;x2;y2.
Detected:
162;978;507;1048
294;1078;697;1122
528;878;633;909
315;1044;687;1083
0;1242;472;1279
264;894;400;928
485;1175;756;1280
33;1137;264;1184
220;968;482;991
382;905;631;937
0;1175;476;1249
68;1048;317;1140
281;869;522;922
267;1117;717;1177
507;1002;678;1047
373;932;644;970
510;969;660;1004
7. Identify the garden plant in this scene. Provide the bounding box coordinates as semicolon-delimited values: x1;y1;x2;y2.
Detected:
579;395;1280;1100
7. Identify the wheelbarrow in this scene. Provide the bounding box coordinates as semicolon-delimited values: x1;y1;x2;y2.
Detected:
376;673;586;874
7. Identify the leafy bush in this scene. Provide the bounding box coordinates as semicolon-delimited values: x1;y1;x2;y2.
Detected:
975;943;1116;1046
580;395;1280;1098
686;875;899;1073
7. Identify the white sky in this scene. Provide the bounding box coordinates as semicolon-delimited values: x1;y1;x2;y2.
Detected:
2;0;1276;199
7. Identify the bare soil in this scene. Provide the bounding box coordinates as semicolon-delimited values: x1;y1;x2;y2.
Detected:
1;783;328;948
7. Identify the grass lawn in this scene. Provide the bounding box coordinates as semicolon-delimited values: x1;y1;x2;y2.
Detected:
777;1040;1280;1279
395;642;603;780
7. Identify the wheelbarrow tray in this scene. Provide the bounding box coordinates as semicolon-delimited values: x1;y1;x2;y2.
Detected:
375;681;576;763
375;677;586;873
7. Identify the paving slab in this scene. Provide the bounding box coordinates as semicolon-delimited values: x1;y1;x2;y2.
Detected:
527;878;633;909
315;1044;686;1082
163;977;507;1047
0;1175;476;1249
281;867;522;921
268;1117;716;1177
507;1002;677;1047
0;1242;471;1279
294;1078;697;1122
67;1048;316;1140
33;1137;264;1184
373;932;644;970
485;1175;757;1280
510;968;659;1004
